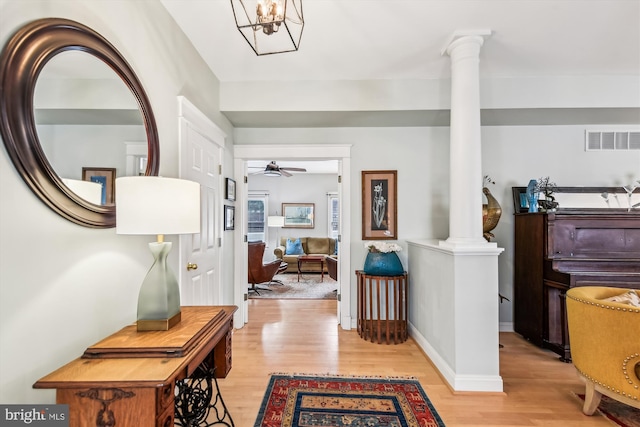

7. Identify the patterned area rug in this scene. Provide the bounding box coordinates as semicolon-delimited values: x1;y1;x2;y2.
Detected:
249;274;337;300
572;392;640;427
254;374;446;427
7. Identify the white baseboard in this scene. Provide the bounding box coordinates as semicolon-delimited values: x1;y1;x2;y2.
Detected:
408;322;504;392
499;322;514;332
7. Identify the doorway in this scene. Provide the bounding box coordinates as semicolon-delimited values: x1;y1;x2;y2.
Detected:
233;145;352;330
247;163;339;300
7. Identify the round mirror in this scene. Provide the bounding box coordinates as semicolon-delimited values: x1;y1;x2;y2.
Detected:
0;18;159;228
35;51;147;206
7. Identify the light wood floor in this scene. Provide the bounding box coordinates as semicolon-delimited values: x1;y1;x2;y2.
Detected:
217;299;613;426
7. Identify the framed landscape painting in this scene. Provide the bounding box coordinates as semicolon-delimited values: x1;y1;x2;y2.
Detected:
362;170;397;240
282;203;314;228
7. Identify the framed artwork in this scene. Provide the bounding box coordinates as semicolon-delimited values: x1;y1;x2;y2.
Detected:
362;170;397;240
82;167;116;205
225;178;236;201
224;205;235;230
282;203;315;228
512;187;529;213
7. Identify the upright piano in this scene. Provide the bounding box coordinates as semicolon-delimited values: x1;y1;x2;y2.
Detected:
514;208;640;361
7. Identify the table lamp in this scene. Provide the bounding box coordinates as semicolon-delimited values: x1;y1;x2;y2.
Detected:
116;176;200;331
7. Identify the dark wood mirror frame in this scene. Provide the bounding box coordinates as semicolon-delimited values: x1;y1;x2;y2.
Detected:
0;18;159;228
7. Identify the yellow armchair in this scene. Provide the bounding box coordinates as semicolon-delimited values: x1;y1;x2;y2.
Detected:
566;286;640;415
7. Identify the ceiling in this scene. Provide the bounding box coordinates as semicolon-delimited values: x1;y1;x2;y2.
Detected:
160;0;640;127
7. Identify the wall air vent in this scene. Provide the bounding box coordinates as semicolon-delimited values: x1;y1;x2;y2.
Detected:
586;130;640;151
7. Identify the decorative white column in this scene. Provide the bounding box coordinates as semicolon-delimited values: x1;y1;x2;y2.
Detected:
442;30;491;246
403;29;504;393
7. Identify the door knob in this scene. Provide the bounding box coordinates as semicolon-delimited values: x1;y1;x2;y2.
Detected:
186;262;198;271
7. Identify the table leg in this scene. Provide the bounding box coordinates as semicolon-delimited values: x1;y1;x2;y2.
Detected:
174;355;234;426
297;258;302;282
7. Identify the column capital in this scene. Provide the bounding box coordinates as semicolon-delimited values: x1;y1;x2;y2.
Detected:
441;29;492;56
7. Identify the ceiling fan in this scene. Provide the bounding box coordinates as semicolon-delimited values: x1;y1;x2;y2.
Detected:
249;161;307;177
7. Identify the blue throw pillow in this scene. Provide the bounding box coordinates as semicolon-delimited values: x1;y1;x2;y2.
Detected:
285;238;304;255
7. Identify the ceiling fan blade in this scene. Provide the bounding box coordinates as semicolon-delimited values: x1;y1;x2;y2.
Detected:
280;167;307;172
280;169;292;177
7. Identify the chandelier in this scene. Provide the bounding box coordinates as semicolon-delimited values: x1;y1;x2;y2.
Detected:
230;0;304;55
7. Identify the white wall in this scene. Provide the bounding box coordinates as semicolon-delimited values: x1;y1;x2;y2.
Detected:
248;173;338;258
235;124;640;329
0;0;234;403
2;0;638;406
38;124;146;179
481;125;640;326
235;126;452;317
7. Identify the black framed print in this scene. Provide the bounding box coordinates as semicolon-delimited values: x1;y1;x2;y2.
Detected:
224;205;235;230
512;187;529;213
225;178;236;201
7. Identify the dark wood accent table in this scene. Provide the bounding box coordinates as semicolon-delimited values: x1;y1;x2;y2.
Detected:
356;271;408;344
34;305;237;427
297;255;325;282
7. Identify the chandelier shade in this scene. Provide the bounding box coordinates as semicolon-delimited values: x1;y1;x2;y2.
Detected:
230;0;304;55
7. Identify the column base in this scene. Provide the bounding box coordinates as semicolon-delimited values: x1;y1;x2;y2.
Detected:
441;237;497;249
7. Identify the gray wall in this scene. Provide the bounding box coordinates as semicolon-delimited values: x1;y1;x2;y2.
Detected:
1;0;638;405
249;173;338;259
0;0;234;403
235;125;640;329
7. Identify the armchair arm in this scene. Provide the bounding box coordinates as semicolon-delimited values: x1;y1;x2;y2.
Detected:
274;246;285;259
250;258;282;284
263;259;282;277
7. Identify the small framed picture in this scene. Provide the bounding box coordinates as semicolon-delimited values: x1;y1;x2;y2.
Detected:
225;178;236;201
82;167;116;205
224;205;235;230
512;187;529;213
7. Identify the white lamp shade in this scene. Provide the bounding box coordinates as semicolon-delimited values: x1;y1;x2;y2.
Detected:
116;176;201;235
63;178;102;205
267;215;285;227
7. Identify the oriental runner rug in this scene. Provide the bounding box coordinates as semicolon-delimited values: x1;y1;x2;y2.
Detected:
573;392;640;427
254;374;446;427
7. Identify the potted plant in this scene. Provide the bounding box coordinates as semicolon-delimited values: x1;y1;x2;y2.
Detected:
535;176;558;212
363;241;404;276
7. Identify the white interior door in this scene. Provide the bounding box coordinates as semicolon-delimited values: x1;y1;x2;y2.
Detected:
178;99;225;306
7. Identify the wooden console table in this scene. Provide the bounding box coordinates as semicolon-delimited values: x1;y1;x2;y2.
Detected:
356;271;408;344
34;305;237;427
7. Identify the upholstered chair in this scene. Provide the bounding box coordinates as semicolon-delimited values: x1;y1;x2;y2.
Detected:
566;286;640;415
248;241;284;294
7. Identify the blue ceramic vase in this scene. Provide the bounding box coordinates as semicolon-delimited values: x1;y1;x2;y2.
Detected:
363;251;404;276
